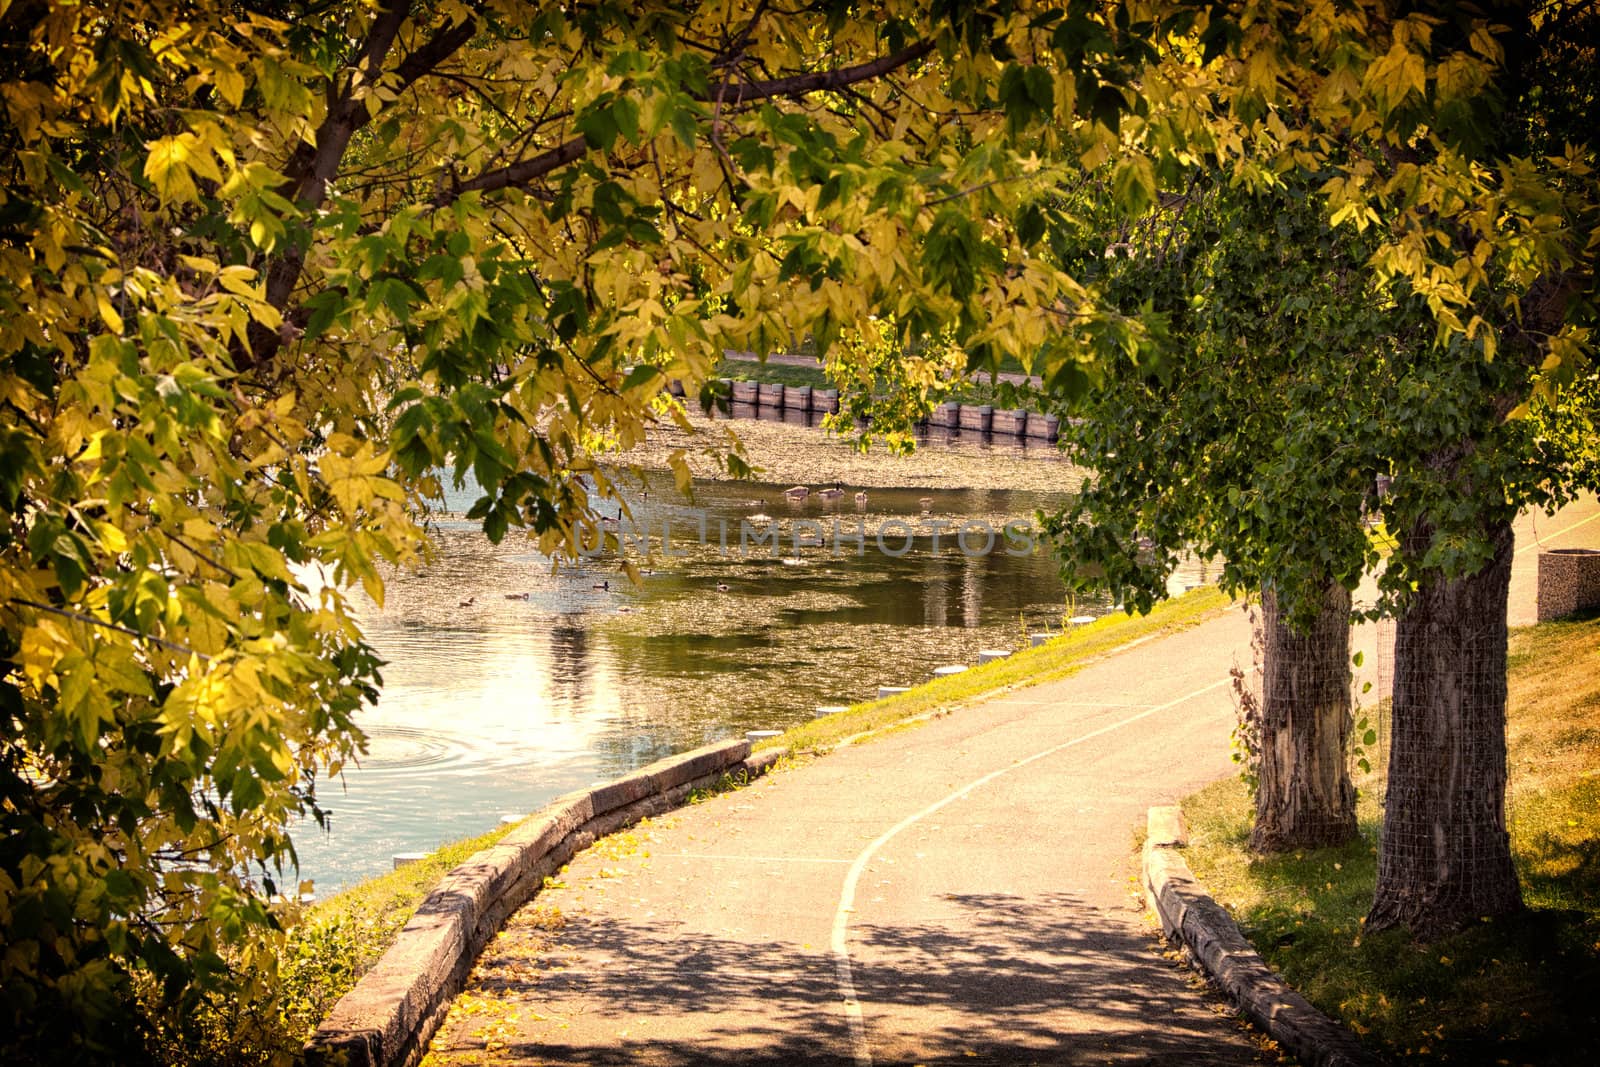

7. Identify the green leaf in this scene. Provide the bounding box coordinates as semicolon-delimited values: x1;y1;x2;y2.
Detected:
1111;155;1155;217
669;105;698;148
622;364;661;391
1016;202;1046;247
577;103;620;152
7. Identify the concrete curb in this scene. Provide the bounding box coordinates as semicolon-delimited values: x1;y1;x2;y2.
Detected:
305;739;785;1067
1141;807;1387;1067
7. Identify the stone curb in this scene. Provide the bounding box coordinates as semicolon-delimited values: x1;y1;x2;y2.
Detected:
304;738;786;1067
1141;807;1387;1067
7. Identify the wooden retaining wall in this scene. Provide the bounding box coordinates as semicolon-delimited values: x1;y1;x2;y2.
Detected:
698;379;1058;443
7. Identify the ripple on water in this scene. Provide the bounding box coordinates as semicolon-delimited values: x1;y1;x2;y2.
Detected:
356;724;470;775
354;723;546;779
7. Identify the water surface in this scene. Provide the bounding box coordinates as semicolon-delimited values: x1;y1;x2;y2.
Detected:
294;432;1192;893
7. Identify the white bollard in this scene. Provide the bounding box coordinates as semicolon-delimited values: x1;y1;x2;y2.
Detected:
1068;615;1097;627
393;852;428;870
499;813;524;826
932;665;968;679
977;649;1011;665
1029;632;1051;647
815;706;849;718
877;686;910;699
746;730;782;743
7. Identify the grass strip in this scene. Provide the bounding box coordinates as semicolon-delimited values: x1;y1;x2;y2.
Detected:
712;358;830;389
1179;611;1600;1065
275;825;515;1042
770;585;1232;754
162;825;517;1061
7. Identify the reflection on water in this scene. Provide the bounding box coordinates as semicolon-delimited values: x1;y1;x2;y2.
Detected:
293;449;1201;893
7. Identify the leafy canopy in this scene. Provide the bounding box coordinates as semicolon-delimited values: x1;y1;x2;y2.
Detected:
0;0;1229;1055
1040;1;1598;621
0;0;1595;1057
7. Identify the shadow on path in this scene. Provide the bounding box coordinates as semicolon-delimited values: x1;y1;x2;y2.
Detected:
441;890;1258;1065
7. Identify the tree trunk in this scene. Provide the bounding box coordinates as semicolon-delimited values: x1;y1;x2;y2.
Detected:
1249;581;1359;852
1367;517;1522;937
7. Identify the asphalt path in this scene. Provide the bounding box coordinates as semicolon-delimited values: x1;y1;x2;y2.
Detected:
425;495;1600;1066
427;607;1266;1066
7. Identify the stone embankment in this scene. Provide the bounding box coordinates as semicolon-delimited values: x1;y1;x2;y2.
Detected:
671;377;1062;444
304;740;784;1067
1142;807;1384;1067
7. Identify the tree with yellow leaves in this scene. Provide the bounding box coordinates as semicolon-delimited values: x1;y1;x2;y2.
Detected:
0;0;1593;1059
0;1;1196;1057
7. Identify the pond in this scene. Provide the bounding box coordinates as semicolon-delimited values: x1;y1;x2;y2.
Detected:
292;421;1201;893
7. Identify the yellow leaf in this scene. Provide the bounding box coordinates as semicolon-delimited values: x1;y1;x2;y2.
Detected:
219;267;261;297
93;520;128;554
213;64;246;108
182;517;217;544
249;298;283;330
18;619;69;691
96;293;125;334
144;136;198;203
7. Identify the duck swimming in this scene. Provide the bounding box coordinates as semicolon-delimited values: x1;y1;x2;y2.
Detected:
783;485;809;499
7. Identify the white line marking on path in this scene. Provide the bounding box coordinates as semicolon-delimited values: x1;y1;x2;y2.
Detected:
985;700;1159;708
668;853;852;865
1517;506;1600;555
829;677;1231;1067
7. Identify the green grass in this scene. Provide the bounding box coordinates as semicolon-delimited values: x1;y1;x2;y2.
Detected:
280;822;516;1032
769;586;1232;754
153;824;516;1063
1180;611;1600;1065
711;358;830;389
281;826;515;1056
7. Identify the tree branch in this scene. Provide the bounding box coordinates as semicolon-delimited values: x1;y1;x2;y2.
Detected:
246;4;480;370
702;38;935;107
440;39;936;206
443;135;589;202
8;598;202;658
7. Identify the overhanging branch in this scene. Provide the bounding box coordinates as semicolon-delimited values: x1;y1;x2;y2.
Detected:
438;39;936;205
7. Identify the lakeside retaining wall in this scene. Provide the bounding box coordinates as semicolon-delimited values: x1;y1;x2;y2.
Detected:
305;739;785;1067
691;379;1060;444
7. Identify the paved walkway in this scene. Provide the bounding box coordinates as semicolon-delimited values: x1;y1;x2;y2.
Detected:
1507;494;1600;626
425;498;1600;1067
427;610;1265;1066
